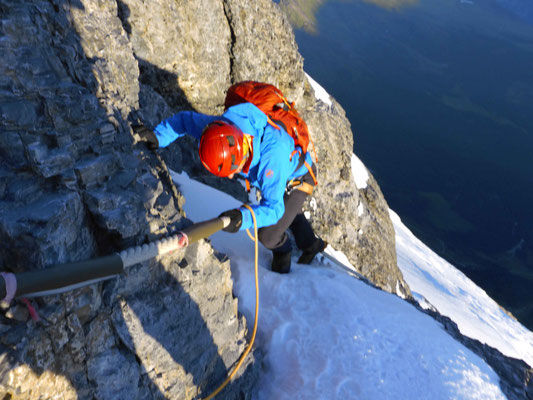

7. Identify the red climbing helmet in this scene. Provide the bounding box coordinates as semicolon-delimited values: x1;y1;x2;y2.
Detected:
199;120;244;177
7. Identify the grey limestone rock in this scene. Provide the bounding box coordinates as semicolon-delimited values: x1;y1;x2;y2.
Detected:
87;348;142;400
224;0;307;98
117;0;232;113
0;1;258;399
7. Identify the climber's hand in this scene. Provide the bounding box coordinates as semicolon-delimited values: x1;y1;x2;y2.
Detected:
133;124;159;150
219;209;242;233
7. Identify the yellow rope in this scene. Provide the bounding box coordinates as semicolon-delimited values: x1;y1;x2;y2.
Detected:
246;228;255;242
203;204;259;400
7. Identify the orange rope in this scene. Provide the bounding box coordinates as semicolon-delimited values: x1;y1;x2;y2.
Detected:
203;204;259;400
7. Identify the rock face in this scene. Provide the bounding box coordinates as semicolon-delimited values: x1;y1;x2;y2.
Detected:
302;97;410;297
0;0;407;399
0;1;257;399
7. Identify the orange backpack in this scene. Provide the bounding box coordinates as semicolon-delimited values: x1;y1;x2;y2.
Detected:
224;81;317;187
224;81;311;154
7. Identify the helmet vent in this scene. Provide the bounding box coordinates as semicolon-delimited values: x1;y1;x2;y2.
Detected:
227;135;235;147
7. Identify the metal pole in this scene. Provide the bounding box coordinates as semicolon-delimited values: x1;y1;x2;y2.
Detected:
0;216;230;300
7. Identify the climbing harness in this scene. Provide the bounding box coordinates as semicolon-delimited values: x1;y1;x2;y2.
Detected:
286;178;314;196
203;204;259;400
289;149;318;187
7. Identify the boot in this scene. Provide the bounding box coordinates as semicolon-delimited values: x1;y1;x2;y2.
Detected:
297;238;327;264
272;250;291;274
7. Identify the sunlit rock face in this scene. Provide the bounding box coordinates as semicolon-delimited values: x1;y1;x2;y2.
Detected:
0;0;405;398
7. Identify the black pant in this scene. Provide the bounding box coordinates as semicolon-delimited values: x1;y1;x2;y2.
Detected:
257;166;317;254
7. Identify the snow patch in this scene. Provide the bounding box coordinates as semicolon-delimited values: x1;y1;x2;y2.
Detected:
357;201;364;217
323;244;357;272
351;153;369;189
309;197;317;212
390;208;533;367
306;73;332;106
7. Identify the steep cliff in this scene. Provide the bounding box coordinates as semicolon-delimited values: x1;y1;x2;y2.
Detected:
0;0;408;399
126;0;409;297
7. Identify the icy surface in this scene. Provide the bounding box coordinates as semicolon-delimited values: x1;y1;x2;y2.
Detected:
168;170;530;399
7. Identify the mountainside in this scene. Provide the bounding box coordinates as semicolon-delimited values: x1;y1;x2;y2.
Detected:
0;0;409;398
172;167;533;400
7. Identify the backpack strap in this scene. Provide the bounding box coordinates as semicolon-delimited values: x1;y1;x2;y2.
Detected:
269;117;286;132
305;160;318;186
267;117;281;130
293;151;318;187
277;95;319;186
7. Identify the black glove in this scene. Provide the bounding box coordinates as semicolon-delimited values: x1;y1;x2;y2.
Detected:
132;124;159;150
219;209;242;233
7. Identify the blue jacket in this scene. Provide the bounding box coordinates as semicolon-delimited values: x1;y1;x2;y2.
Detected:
154;103;313;231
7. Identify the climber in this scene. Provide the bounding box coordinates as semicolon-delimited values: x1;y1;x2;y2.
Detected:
134;102;326;273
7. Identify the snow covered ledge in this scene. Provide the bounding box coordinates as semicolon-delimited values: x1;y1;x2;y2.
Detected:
390;209;533;368
305;72;332;106
351;153;369;190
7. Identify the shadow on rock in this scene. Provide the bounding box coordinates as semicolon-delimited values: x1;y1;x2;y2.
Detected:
0;0;258;399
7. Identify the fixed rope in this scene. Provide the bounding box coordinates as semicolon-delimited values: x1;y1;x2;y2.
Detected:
203;204;260;400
